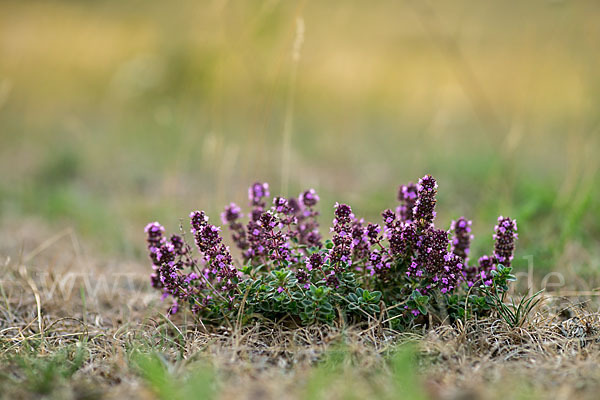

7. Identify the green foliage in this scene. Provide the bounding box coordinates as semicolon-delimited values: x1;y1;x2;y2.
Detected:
407;290;430;316
480;265;545;328
490;264;517;292
301;342;427;400
299;284;336;324
389;343;428;400
234;265;341;325
3;342;88;396
347;287;382;316
131;352;217;400
446;265;544;327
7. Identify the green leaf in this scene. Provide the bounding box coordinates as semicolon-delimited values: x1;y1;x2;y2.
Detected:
291;291;304;301
347;293;359;303
371;291;382;302
368;304;380;314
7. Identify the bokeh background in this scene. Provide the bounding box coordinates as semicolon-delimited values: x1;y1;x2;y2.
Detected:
1;0;598;281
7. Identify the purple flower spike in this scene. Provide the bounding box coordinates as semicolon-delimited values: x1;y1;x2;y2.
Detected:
479;255;495;286
296;268;310;288
397;183;418;222
190;210;209;233
306;253;324;271
157;242;176;264
145;222;166;266
287;188;322;248
381;209;396;230
299;189;319;207
221;203;242;225
493;216;518;268
189;211;239;293
144;222;165;249
351;218;370;260
464;255;495;287
366;223;381;242
222;203;248;252
329;203;354;272
169;234;186;256
248;182;271;222
450;217;473;264
324;270;340;288
413;174;438;228
249;182;270;206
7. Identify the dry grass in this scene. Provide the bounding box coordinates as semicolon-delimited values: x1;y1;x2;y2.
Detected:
2;224;600;400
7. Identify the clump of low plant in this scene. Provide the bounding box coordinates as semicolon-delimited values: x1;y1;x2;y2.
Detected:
144;175;528;327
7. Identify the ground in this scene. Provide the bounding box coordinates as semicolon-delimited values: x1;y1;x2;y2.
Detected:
2;219;600;400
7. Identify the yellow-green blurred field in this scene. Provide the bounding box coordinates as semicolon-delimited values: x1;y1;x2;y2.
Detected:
1;0;598;258
1;1;600;399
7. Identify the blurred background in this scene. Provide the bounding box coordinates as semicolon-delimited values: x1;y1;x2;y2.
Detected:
0;0;598;281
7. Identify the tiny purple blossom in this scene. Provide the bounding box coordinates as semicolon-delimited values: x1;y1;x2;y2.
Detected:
299;189;319;207
249;182;270;206
221;203;242;225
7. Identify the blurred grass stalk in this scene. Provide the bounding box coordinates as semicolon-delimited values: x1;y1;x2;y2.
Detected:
281;16;305;196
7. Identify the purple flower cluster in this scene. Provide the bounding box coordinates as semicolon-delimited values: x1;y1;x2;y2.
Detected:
249;182;270;221
226;184;322;263
350;217;370;263
304;252;321;271
328;203;353;272
244;197;297;265
462;255;495;287
397;182;418;222
408;228;463;294
294;189;322;247
169;234;187;257
144;222;206;314
144;174;520;322
243;182;272;261
190;210;238;293
381;209;416;258
460;216;517;288
363;213;394;277
257;210;291;263
413;175;438;228
145;222;165;268
493;216;518;268
221;203;248;252
295;268;310;289
145;222;165;288
272;196;297;232
478;255;495;286
450;217;473;263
